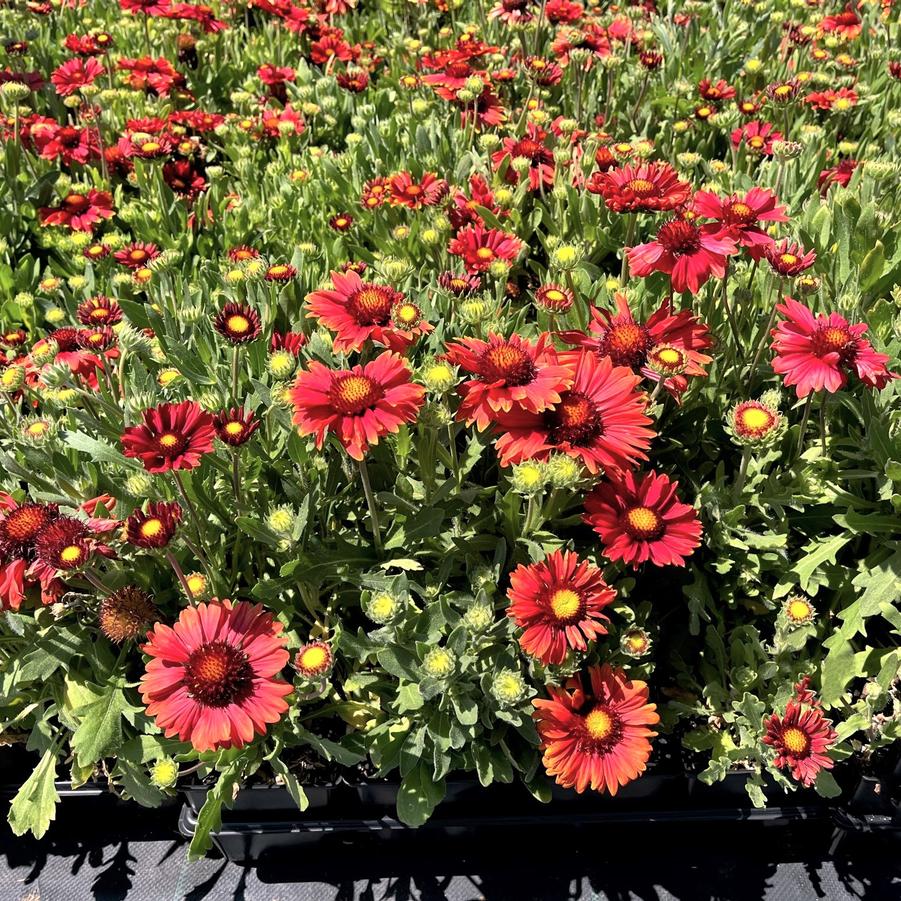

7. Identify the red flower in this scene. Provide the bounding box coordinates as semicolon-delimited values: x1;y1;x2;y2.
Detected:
265;264;297;282
140;599;292;753
820;5;861;40
533;664;659;794
39;190;114;232
804;87;858;112
763;699;837;787
121;400;216;473
698;78;735;101
50;57;104;96
583;470;702;568
114;242;160;269
492;349;654;476
34;516;94;571
34;124;100;166
125;501;182;548
361;177;388;209
731;120;783;156
764;239;816;277
117;56;185;96
448;224;523;273
627;218;737;295
213;303;262;345
561;293;712;399
386;171;448;209
534;283;574;313
770;297;897;398
445;333;573;431
290;352;425;460
492;124;555;191
692;187;787;259
507;549;616;665
214;408;261;446
818;158;857;195
306;269;430;354
0;498;60;609
587;161;691;214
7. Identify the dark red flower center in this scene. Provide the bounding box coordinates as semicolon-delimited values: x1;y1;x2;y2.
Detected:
64;193;90;212
57;126;81;145
724;200;756;225
579;704;624;754
0;504;56;555
183;640;254;708
480;342;536;386
545;391;602;446
657;220;701;256
348;285;394;326
156;431;187;457
602;322;651;367
622;505;664;541
812;325;852;358
330;374;384;415
512;138;550;165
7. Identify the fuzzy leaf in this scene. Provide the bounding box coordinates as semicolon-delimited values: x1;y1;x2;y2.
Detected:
8;749;59;839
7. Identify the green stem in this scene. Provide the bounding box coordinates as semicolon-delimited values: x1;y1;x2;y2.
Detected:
166;549;194;600
795;394;815;460
358;459;382;555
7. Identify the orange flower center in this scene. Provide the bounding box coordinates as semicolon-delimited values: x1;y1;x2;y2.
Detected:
814;325;851;355
782;726;810;755
749;136;765;148
605;322;651;366
780;253;798;266
159;432;180;449
330;374;383;415
405;185;422;196
90;307;109;320
481;342;536;386
349;286;394;325
585;708;614;740
627;178;656;195
2;505;51;543
269;266;288;278
623;506;664;540
549;588;582;621
129;249;148;262
546;391;602;446
184;640;254;708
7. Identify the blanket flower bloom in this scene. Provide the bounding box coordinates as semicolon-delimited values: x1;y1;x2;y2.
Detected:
533;664;659;794
445;332;573;430
507;549;616;665
583;470;702;568
448;224;524;273
492;349;654;476
770;297;897;397
290;352;425;460
763;698;837;787
588;161;691;213
121;401;216;473
627;218;737;294
692;187;787;258
140;599;292;753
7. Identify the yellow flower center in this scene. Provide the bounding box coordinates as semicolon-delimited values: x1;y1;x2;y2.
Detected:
299;646;328;671
159;433;179;448
628;178;655;195
224;421;244;437
227;315;250;334
625;506;662;538
782;726;810;754
140;518;164;538
186;574;206;594
780;253;798;265
549;588;581;620
60;545;83;565
740;407;773;431
585;708;614;740
787;599;812;622
476;247;495;261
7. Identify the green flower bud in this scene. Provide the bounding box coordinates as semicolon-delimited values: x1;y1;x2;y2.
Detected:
422;646;456;679
421;359;456;393
545;453;583;488
463;602;494;632
150;757;179;788
268;349;297;379
267;505;296;536
492;670;527;706
511;460;547;495
365;590;402;625
124;471;154;496
620;627;652;658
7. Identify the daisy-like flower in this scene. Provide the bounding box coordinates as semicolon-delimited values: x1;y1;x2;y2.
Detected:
731;120;783;156
265;264;297;282
692;188;787;259
561;293;712;399
77;295;122;327
818;159;857;195
583;470;702;568
627;218;737;295
763;698;837;787
764;240;816;278
124;501;182;548
213;303;262;345
444;333;573;430
587;162;691;214
728;399;783;444
121;400;216;473
140;599;293;753
34;516;93;571
506;549;616;665
438;271;481;296
770;297;897;397
306;270;430;354
386;171;448;209
491;124;555;191
294;640;334;678
533;664;659;794
492;349;654;476
50;56;104;96
0;499;60;609
213;408;260;446
114;242;160;269
534;284;574;314
290;351;425;460
39;190;114;232
783;595;815;627
99;586;156;643
448;224;524;273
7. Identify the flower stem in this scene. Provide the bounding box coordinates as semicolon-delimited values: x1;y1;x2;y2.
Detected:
733;445;751;498
795;394;815;460
358;459;382;555
165;549;194;600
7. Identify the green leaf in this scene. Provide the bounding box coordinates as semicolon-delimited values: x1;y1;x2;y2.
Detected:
111;759;166;808
791;534;851;594
815;769;842;799
62;430;140;470
189;762;243;860
71;679;142;767
396;761;445;827
8;749;59;839
269;756;309;812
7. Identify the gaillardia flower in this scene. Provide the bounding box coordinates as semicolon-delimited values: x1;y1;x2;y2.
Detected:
583;470;702;568
214;408;261;446
445;332;573;430
506;549;616;665
588;161;691;214
763;698;836;787
770;297;897;397
290;352;425;460
124;501;182;548
121;401;216;473
213;303;262;345
140;599;292;753
99;585;157;643
294;640;334;678
533;664;659;794
492;349;654;476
